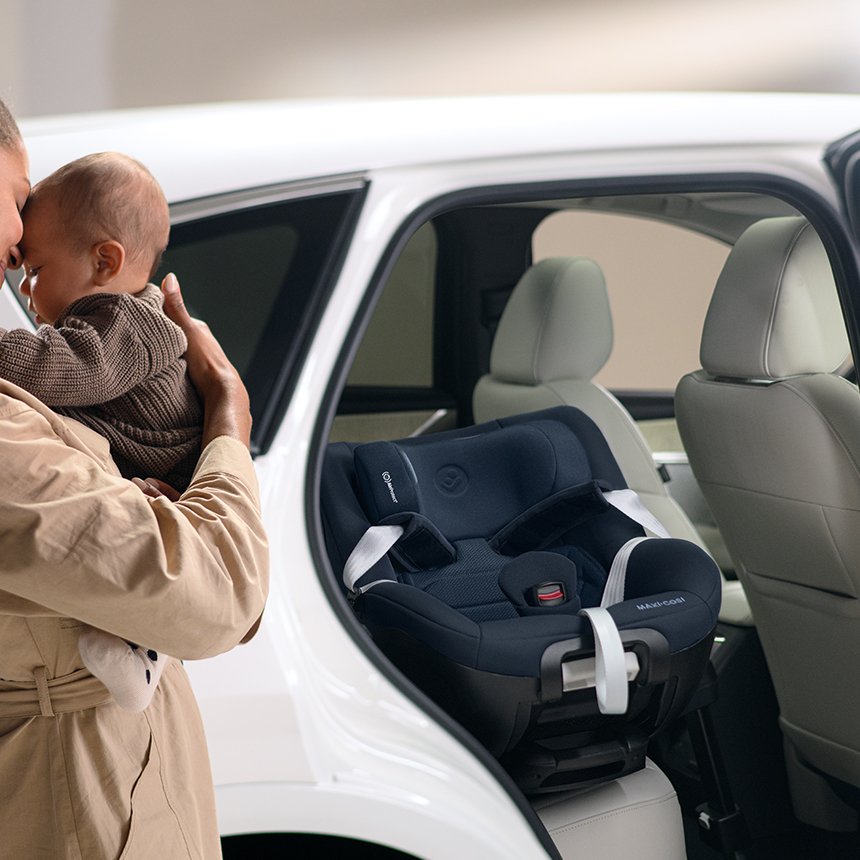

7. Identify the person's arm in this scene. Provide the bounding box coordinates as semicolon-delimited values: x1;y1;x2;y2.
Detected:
0;402;268;657
0;291;184;407
161;273;252;449
0;277;268;657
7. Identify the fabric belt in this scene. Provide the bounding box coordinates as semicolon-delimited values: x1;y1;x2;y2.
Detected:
0;667;112;718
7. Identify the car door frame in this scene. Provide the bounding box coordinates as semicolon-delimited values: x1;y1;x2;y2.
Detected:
306;158;860;856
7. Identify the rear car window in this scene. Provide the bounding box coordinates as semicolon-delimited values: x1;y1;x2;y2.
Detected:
156;187;364;453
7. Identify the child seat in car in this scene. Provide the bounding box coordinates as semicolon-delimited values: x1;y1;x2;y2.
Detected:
321;406;721;793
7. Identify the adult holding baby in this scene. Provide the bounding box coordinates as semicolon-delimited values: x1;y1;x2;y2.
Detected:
0;97;269;860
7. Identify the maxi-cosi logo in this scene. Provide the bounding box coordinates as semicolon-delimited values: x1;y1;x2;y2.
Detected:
636;596;686;611
381;471;398;504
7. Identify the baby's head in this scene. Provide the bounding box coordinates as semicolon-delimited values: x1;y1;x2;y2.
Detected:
18;152;169;325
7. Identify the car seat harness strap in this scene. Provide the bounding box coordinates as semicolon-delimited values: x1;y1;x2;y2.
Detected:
600;536;653;608
603;489;671;539
598;491;669;609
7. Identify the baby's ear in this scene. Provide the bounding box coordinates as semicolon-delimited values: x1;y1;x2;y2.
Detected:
92;240;125;285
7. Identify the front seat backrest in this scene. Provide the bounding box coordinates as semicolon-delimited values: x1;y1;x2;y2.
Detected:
675;216;860;829
472;257;750;624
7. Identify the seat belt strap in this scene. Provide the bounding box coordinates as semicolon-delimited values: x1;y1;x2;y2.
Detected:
598;489;669;608
579;606;629;714
603;489;670;538
343;524;405;593
601;536;652;608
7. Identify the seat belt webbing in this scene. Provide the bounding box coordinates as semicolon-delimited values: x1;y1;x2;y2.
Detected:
579;606;629;714
599;490;669;608
343;524;405;593
603;489;670;538
600;536;651;608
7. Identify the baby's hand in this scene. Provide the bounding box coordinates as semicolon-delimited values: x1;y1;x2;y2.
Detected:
132;477;182;503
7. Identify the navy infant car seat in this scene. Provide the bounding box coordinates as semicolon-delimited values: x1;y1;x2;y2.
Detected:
321;407;721;792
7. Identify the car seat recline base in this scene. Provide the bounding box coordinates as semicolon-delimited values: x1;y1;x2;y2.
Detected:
321;406;721;793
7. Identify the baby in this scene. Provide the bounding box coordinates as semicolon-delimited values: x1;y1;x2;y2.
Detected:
0;151;204;711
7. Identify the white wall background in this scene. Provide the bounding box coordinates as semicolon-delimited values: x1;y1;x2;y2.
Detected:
2;0;859;118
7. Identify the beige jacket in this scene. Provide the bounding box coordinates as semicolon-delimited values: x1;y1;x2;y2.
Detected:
0;379;269;859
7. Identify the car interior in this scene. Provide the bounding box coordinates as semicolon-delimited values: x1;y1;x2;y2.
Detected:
325;189;860;860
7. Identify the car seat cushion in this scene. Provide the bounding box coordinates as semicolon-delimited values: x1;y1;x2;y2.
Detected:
322;407;721;784
363;577;715;678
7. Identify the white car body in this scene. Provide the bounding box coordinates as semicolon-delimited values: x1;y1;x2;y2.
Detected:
9;93;860;859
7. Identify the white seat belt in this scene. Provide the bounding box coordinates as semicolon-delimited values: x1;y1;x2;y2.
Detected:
579;606;629;714
604;489;670;538
599;489;670;609
581;489;669;711
343;524;404;593
600;536;651;607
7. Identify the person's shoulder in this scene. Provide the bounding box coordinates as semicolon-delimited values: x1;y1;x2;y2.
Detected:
100;283;165;320
0;379;120;471
128;283;165;310
129;284;185;329
0;377;63;431
124;284;189;354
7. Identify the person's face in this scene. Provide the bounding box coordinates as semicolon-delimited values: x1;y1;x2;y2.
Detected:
18;196;95;326
0;142;30;283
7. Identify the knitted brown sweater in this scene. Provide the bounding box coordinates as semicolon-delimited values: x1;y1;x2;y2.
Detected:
0;284;203;490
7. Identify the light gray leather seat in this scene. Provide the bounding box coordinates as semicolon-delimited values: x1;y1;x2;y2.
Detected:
472;256;750;625
675;216;860;830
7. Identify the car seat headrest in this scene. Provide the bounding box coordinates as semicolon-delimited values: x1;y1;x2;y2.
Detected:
354;420;593;542
700;217;849;379
489;257;613;385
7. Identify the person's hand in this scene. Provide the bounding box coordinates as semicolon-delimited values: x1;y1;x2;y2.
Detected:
132;477;182;502
161;273;252;448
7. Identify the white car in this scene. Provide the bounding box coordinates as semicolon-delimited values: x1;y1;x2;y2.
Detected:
9;93;860;860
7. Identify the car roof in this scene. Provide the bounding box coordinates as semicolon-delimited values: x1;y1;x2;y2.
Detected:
19;93;860;203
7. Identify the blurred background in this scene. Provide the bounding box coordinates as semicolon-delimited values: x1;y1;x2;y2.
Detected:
3;0;860;118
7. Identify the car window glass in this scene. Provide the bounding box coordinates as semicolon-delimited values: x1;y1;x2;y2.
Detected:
346;220;437;388
332;222;456;444
158;223;298;376
532;210;730;392
156;190;361;452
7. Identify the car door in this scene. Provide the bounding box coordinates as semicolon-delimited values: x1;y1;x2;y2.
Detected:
824;128;860;352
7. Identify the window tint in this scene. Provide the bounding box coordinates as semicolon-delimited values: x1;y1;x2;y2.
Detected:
346;221;437;388
333;221;458;443
156;188;363;453
158;222;299;377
